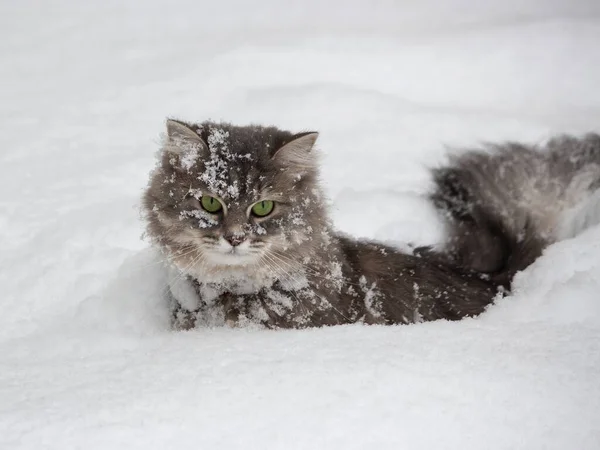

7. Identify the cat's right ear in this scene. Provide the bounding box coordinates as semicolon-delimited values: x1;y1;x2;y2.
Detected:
164;119;209;154
272;132;319;171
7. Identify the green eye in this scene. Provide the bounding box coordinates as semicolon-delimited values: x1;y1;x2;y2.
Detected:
200;196;223;213
251;200;275;217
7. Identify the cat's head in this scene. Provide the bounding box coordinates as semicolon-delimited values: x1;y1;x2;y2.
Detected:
143;119;328;280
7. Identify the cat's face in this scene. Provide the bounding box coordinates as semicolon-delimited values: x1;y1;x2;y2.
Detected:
144;120;327;280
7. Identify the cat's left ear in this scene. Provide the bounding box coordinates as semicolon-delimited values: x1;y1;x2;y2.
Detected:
272;132;319;170
165;119;209;154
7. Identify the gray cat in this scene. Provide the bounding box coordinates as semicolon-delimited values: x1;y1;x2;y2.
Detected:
142;120;600;329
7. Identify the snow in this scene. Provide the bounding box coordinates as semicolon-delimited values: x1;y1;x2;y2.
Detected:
1;0;600;448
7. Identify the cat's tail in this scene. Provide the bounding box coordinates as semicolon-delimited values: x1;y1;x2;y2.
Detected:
429;133;600;289
487;220;546;288
431;165;546;289
556;187;600;240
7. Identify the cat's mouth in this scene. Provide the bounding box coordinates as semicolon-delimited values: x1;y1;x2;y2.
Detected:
206;250;261;267
204;239;262;267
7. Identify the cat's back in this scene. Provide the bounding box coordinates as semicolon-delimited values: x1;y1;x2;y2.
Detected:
335;234;500;323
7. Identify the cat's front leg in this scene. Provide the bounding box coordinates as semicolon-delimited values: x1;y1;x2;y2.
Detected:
166;265;203;330
218;291;283;329
220;287;322;329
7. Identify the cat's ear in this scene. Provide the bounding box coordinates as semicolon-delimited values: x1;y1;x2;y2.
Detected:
165;119;209;154
272;132;319;170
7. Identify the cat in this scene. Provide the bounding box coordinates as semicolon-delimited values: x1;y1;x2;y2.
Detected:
142;120;600;329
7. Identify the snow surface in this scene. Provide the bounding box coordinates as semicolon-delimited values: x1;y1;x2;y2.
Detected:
2;0;600;448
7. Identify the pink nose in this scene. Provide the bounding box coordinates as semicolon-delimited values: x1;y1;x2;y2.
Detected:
225;234;246;247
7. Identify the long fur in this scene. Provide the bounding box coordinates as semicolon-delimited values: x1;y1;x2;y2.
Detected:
432;133;600;281
143;122;600;329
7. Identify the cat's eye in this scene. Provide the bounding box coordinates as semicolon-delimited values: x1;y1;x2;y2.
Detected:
200;196;223;213
251;200;275;217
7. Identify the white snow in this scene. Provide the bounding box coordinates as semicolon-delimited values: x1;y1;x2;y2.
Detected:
1;0;600;449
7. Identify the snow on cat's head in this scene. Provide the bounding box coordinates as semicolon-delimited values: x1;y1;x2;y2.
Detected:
143;119;328;282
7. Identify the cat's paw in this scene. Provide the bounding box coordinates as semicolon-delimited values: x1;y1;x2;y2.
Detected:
171;304;200;331
167;266;202;311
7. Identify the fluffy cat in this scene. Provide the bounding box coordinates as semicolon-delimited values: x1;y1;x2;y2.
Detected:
142;120;600;329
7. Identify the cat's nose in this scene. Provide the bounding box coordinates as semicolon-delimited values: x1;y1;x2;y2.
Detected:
224;234;246;247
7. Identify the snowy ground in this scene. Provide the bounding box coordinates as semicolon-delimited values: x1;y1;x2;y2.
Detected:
2;0;600;448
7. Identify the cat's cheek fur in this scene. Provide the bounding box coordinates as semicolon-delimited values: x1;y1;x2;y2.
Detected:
290;231;309;246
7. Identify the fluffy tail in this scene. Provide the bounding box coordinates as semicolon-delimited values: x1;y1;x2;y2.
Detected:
431;165;545;289
430;134;600;288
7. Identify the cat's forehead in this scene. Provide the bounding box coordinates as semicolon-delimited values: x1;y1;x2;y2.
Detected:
190;124;287;202
198;122;291;154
